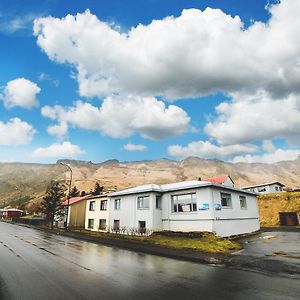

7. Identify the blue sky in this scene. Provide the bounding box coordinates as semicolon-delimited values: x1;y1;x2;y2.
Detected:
1;0;300;164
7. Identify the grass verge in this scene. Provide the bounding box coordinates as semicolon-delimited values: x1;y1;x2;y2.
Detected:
68;229;241;254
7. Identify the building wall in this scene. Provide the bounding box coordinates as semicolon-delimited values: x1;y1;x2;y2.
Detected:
161;186;259;236
109;192;161;231
245;184;284;195
85;197;110;231
162;187;214;232
108;186;259;237
212;188;259;236
69;201;86;228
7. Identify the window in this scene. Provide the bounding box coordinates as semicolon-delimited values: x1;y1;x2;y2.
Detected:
258;186;266;192
88;219;94;229
114;199;121;210
89;201;95;211
156;195;162;209
100;200;107;211
275;186;279;191
139;221;146;233
279;187;283;191
137;196;150;209
239;195;247;209
220;193;232;208
113;220;120;231
171;193;197;213
99;219;106;230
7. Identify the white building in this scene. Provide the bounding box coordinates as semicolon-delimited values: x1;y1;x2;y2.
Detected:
108;180;259;237
242;182;285;194
85;194;110;231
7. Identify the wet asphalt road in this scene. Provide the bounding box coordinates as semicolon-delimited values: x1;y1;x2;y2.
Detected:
0;222;300;300
238;231;300;262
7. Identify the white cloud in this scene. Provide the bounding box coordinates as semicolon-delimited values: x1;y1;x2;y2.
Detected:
262;140;276;153
38;72;59;87
41;95;190;140
0;118;36;145
0;13;37;34
0;78;41;109
32;141;83;158
34;1;300;99
205;91;300;145
232;148;300;164
168;140;257;160
123;143;147;151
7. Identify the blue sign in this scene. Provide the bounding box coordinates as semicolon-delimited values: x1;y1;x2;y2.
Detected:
199;203;209;210
215;203;222;210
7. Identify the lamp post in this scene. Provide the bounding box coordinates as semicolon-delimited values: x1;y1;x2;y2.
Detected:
60;162;73;229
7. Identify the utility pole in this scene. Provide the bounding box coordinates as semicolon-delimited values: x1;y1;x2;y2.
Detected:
60;162;73;229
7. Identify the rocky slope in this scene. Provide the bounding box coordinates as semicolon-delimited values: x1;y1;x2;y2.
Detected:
1;156;300;209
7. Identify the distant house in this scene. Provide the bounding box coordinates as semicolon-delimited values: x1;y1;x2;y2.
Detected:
242;182;285;195
108;180;259;237
0;208;25;219
203;175;235;187
85;194;110;232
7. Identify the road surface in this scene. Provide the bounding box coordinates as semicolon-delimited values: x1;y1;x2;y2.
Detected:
0;221;299;300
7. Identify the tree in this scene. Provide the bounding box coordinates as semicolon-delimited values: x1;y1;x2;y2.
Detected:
69;186;80;198
92;182;104;195
41;181;65;229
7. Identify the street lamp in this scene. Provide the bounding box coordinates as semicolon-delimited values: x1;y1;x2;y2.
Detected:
60;162;73;229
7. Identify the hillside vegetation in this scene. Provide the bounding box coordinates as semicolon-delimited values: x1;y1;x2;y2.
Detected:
258;192;300;226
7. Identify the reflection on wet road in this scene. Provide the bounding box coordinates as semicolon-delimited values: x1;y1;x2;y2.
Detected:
0;222;299;300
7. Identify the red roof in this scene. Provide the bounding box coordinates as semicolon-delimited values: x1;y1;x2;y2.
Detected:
61;195;91;206
203;175;233;184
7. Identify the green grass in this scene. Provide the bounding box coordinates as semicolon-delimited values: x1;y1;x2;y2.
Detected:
69;230;241;254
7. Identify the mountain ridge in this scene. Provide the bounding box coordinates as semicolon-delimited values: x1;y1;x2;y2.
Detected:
1;156;300;209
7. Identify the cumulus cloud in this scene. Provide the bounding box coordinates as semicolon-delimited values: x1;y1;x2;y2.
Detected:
205;91;300;145
34;0;300;99
0;78;41;109
168;140;257;160
232;148;300;164
123;143;147;151
32;141;83;158
0;118;36;145
41;95;190;140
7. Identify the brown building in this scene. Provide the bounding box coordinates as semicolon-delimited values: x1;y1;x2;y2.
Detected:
62;195;90;229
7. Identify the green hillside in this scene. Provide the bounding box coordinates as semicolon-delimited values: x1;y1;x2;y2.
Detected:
258;192;300;226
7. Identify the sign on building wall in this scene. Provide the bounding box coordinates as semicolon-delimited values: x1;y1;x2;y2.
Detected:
215;203;222;210
199;203;209;210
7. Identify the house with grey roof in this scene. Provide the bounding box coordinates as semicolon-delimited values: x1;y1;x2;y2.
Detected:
108;180;259;237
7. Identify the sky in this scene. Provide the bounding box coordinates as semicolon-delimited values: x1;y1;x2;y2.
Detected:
1;0;300;164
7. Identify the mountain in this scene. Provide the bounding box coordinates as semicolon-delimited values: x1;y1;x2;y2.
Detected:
1;156;300;209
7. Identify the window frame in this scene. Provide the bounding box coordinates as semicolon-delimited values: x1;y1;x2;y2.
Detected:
88;218;94;229
220;192;232;208
239;195;247;209
114;199;121;210
99;219;107;230
137;195;150;209
100;200;108;211
89;201;95;211
155;195;162;210
171;193;197;213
